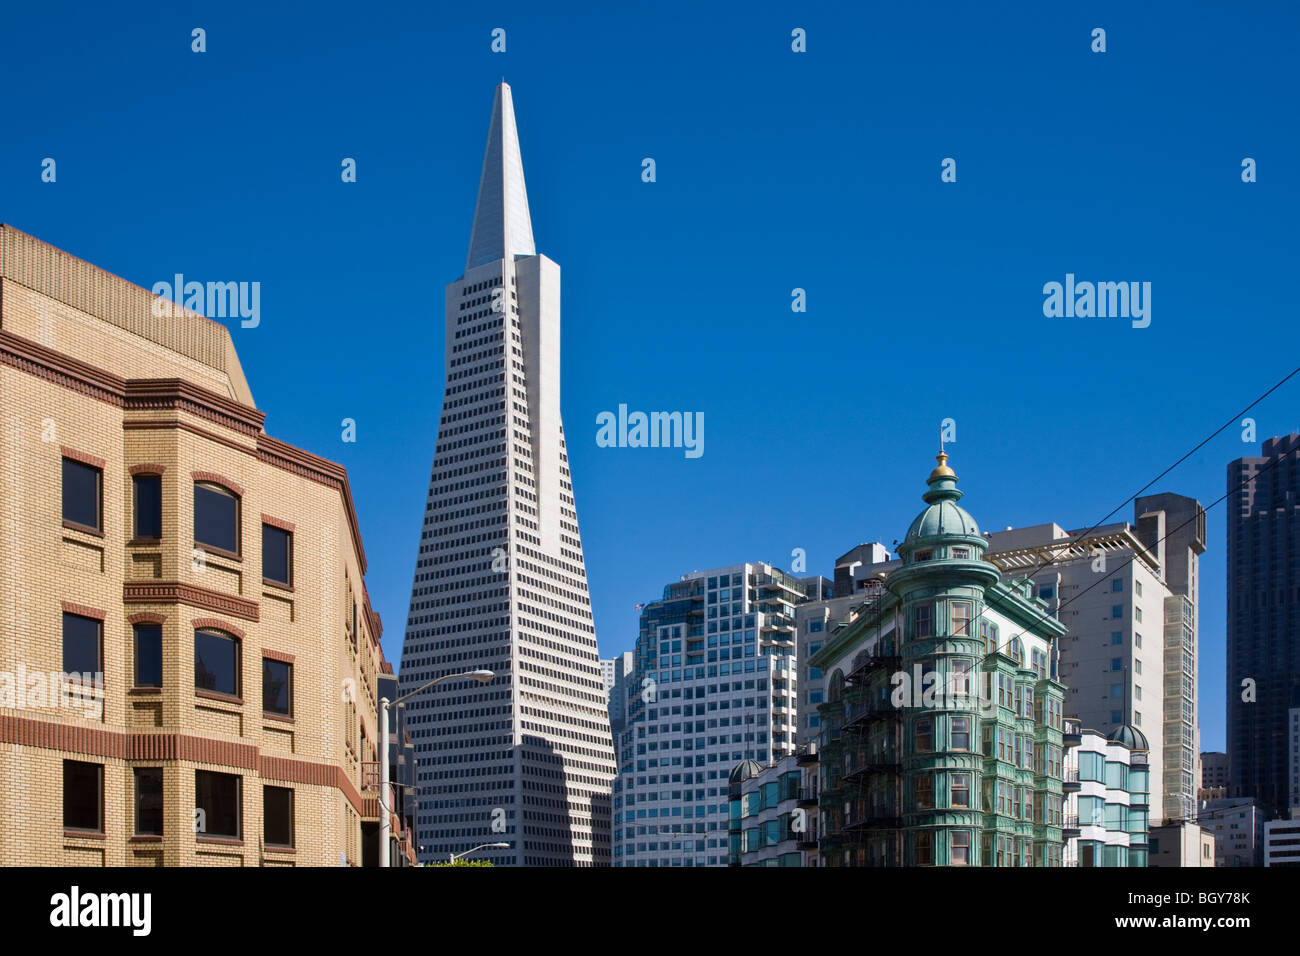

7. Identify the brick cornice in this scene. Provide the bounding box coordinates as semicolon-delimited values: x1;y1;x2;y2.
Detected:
123;581;259;622
0;329;126;406
0;715;365;813
257;434;367;574
124;379;263;436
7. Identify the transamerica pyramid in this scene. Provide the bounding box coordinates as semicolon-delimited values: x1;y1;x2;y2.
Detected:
396;82;616;866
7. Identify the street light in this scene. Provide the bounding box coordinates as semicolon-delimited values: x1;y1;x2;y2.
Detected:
449;842;510;864
380;668;494;867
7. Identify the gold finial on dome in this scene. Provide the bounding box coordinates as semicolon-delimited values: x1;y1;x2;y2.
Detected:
929;451;955;481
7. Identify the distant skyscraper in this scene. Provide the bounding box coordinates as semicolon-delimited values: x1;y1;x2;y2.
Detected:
613;563;807;866
602;651;634;733
1227;433;1300;818
1201;751;1229;791
396;83;616;866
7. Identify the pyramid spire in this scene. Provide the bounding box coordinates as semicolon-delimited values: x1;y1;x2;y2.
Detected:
466;81;536;271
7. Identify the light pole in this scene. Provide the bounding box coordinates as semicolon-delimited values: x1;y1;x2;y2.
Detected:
449;842;510;864
380;668;494;867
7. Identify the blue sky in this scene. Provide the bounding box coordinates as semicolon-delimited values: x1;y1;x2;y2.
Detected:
4;1;1298;751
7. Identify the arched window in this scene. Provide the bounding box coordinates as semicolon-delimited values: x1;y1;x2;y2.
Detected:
828;670;845;703
195;628;241;698
194;481;240;555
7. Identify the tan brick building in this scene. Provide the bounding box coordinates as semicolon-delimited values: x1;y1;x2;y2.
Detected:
0;224;408;865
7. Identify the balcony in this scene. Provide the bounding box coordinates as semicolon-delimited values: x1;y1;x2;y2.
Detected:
846;652;902;684
1063;813;1080;834
1062;766;1080;791
1063;718;1082;745
796;748;819;766
798;788;819;808
759;613;790;634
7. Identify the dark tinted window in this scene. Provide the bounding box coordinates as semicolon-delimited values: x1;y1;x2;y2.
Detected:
194;483;238;553
134;624;162;687
133;474;162;539
263;786;294;847
195;770;240;839
262;524;292;585
262;658;292;715
63;760;103;831
62;458;101;531
134;767;163;835
63;613;101;675
194;629;240;697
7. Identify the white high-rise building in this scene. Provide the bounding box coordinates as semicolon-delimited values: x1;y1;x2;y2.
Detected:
613;562;805;866
397;83;616;866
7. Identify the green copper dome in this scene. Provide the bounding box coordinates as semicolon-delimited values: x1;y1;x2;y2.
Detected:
902;452;981;544
1107;723;1149;751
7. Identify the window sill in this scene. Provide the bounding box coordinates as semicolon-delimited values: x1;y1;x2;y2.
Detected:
127;537;163;547
196;544;242;563
195;689;243;706
129;834;164;842
62;520;105;539
196;835;244;847
263;712;295;724
262;578;294;593
63;829;105;840
264;844;296;854
128;686;163;695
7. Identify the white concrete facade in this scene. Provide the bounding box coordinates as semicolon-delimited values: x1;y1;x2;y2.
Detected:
396;83;616;866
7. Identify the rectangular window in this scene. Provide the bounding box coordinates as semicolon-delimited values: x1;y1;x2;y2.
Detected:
63;612;101;676
194;482;239;554
950;830;970;865
262;523;292;586
915;604;933;639
951;716;969;751
262;658;292;716
134;767;163;835
915;831;932;865
951;602;971;636
134;623;162;687
951;773;970;808
133;473;162;540
195;629;241;697
63;760;103;833
263;786;294;848
195;770;241;839
916;719;933;753
951;659;971;696
915;774;934;810
62;457;102;532
952;547;969;559
1111;604;1123;619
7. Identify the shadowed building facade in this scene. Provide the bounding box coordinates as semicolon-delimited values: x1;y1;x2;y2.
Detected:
1227;434;1300;819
